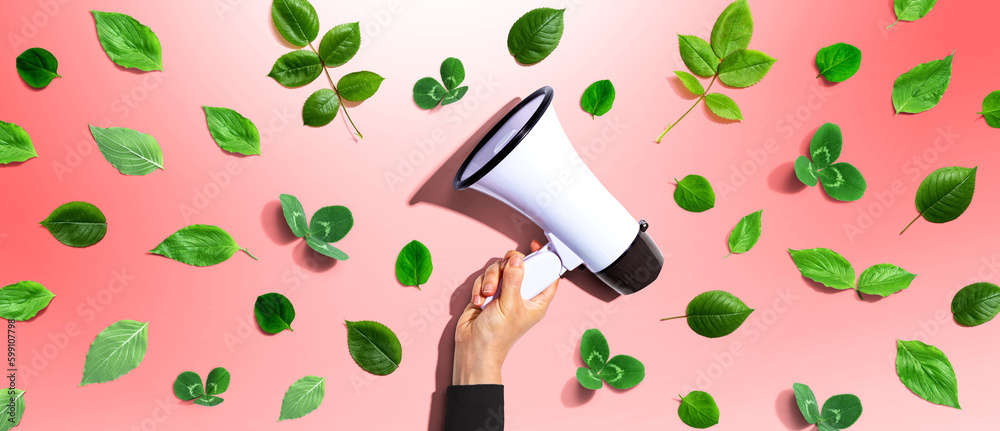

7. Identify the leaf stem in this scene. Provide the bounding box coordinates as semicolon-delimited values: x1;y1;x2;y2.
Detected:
660;315;687;321
856;288;864;300
308;43;364;139
886;20;899;29
899;212;923;235
656;74;718;143
242;248;259;260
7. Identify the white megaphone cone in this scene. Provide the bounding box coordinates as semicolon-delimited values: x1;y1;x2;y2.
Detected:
454;87;663;306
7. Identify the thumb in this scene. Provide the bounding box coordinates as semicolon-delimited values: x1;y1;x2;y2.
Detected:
498;252;525;310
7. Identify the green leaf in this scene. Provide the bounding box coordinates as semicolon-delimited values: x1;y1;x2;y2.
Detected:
337;71;384;102
792;383;821;424
395;240;433;288
267;50;323;88
795;156;819;187
682;290;754;338
80;319;148;386
16;47;60;88
908;166;977;230
819;162;867;202
306;237;349;260
816;43;861;82
678;391;720;428
205;367;230;396
978;91;1000;128
173;371;204;401
0;120;37;164
0;389;25;431
892;52;953;114
440;57;465;91
674;175;715;212
279;376;325;421
279;194;308;238
89;125;164;176
788;248;856;290
895;339;960;409
318;22;361;67
891;0;938;26
674;71;705;96
441;86;468;106
346;320;402;376
194;395;224;407
704;93;743;120
678;35;719;78
150;224;253;267
580;328;610;372
820;394;863;429
717;49;776;88
270;0;320;47
413;77;447;109
203;106;261;156
710;0;753;59
599;355;645;389
302;89;340;127
40;201;107;248
809;123;843;169
308;205;353;243
255;293;295;334
91;11;162;71
857;264;916;297
581;79;616;118
951;282;1000;327
0;281;55;321
727;209;762;255
576;367;603;390
507;7;565;65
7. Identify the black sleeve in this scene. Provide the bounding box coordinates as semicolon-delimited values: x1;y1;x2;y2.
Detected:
443;384;504;431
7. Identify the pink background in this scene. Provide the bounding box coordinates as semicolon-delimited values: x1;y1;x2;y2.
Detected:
2;0;999;429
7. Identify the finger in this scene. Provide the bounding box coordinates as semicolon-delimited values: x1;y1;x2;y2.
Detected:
498;251;526;309
530;240;542;252
481;261;502;299
469;274;485;308
530;277;559;309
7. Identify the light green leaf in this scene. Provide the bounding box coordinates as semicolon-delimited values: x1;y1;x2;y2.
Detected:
788;248;856;290
857;264;916;297
906;166;977;232
279;194;308;238
205;367;230;396
680;290;754;338
279;376;325;421
440;86;468;106
678;391;720;429
576;367;603;390
203;106;260;156
91;11;162;71
674;71;705;96
306;237;349;260
704;93;743;120
892;52;953;114
337;71;384;102
717;49;776;88
678;35;718;78
727;209;762;255
819;162;867;202
254;292;295;334
580;328;610;372
413;77;447;109
150;224;254;267
792;383;821;424
40;201;107;248
346;320;402;376
673;174;715;212
978;91;1000;128
890;0;938;27
599;355;645;389
0;281;55;321
80;319;148;385
194;395;224;406
395;240;433;288
951;282;1000;327
267;50;323;88
581;79;616;118
0;389;25;430
308;205;353;243
16;47;60;88
896;339;960;409
820;394;863;429
89;125;164;176
0;120;37;164
809;123;843;169
270;0;320;47
302;89;340;127
795;156;819;187
173;371;204;401
816;43;862;82
710;0;753;59
318;22;361;67
507;8;565;65
440;57;465;91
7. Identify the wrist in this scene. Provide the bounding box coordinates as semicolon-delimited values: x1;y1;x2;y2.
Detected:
453;345;505;385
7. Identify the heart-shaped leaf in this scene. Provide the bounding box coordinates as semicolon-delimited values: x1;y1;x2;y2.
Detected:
440;57;465;91
576;367;603;390
16;47;60;88
395;240;433;289
674;175;715;212
795;156;819;187
206;367;231;396
598;355;644;389
820;394;863;429
308;205;353;243
819;162;867;202
173;371;204;401
580;328;610;372
255;293;295;334
581;79;616;118
413;77;447;109
809;123;843;169
816;42;862;82
678;390;720;428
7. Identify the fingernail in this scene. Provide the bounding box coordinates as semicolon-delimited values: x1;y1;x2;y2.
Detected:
483;283;494;295
473;295;483;306
510;255;523;268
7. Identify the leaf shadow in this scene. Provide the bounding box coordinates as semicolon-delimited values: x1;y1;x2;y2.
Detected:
700;102;741;125
775;388;812;430
560;376;597;407
768;161;808;194
260;200;299;245
0;160;30;169
798;275;842;296
666;76;700;100
292;240;337;273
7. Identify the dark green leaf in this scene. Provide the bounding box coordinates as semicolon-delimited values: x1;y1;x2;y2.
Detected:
951;282;1000;327
913;166;976;224
395;240;433;288
507;8;565;65
306;236;349;260
203;106;261;156
717;49;776;88
173;371;204;401
194;395;224;406
270;0;320;47
0;120;36;164
704;93;742;120
580;328;610;372
895;339;960;409
581;79;616;118
891;0;938;26
809;122;842;169
80;319;148;385
820;394;863;429
337;71;384;102
255;293;295;334
205;367;230;396
40;201;107;248
684;290;754;338
346;320;402;376
16;47;60;88
795;156;819;187
892;52;953;114
576;367;603;390
727;209;762;255
710;0;753;59
978;91;1000;128
857;264;916;297
792;383;821;424
816;43;861;82
819;162;867;202
0;281;55;321
674;174;715;212
318;22;361;67
308;205;353;243
674;71;705;96
413;77;447;109
267;50;323;88
150;224;252;267
678;35;718;78
89;125;164;176
279;194;308;238
441;86;468;106
599;355;644;389
302;89;340;127
279;376;325;421
440;57;465;91
91;11;162;71
788;248;855;290
678;391;720;428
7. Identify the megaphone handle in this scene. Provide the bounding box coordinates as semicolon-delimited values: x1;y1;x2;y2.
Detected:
482;243;564;307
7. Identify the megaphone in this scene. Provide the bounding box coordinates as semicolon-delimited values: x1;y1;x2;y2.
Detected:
453;86;663;305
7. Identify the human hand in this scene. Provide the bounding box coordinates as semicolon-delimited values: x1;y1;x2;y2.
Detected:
452;241;560;385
